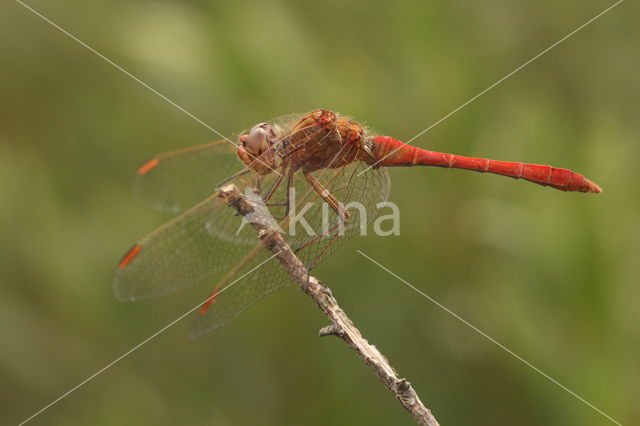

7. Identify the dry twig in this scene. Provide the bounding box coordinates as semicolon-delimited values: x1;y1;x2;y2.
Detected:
218;185;439;426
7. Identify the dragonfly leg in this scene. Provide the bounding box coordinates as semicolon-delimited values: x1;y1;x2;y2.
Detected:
283;167;296;218
236;163;292;223
262;162;289;203
215;167;251;190
303;172;350;223
292;173;351;258
256;167;296;222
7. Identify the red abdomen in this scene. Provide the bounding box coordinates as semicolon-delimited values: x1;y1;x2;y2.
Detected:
370;136;602;193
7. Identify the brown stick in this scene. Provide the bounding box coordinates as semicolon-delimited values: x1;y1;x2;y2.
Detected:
218;184;439;426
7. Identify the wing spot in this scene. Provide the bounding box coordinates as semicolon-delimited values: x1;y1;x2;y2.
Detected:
199;289;220;315
118;244;142;269
137;158;159;175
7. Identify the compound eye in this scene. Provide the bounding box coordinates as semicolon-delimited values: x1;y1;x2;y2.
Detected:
244;126;268;154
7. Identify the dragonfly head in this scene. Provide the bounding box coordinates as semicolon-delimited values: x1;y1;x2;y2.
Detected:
240;123;270;155
238;122;280;174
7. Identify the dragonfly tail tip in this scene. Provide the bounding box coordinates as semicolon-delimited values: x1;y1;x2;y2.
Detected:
586;179;603;194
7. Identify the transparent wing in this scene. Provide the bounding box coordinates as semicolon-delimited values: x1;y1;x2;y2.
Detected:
113;191;258;301
189;248;290;337
291;162;390;269
115;171;295;336
133;139;242;214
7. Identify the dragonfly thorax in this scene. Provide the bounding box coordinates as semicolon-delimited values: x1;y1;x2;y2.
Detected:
238;110;377;175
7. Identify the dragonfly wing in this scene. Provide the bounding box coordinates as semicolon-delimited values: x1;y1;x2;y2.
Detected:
299;162;390;268
294;162;390;269
189;252;290;337
117;169;295;336
114;192;257;301
134;139;243;213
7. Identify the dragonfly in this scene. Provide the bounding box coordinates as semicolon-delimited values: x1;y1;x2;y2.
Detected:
114;109;601;337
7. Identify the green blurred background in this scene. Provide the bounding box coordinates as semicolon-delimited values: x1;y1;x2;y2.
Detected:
1;0;637;425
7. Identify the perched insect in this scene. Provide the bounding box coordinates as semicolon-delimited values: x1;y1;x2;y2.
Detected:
115;110;601;337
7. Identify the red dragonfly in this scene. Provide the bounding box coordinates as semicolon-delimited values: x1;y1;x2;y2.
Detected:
114;110;601;337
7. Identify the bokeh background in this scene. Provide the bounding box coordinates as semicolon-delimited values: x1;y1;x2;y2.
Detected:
1;0;638;425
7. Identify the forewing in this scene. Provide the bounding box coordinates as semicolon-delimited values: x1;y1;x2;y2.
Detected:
113;192;259;301
133;139;243;213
